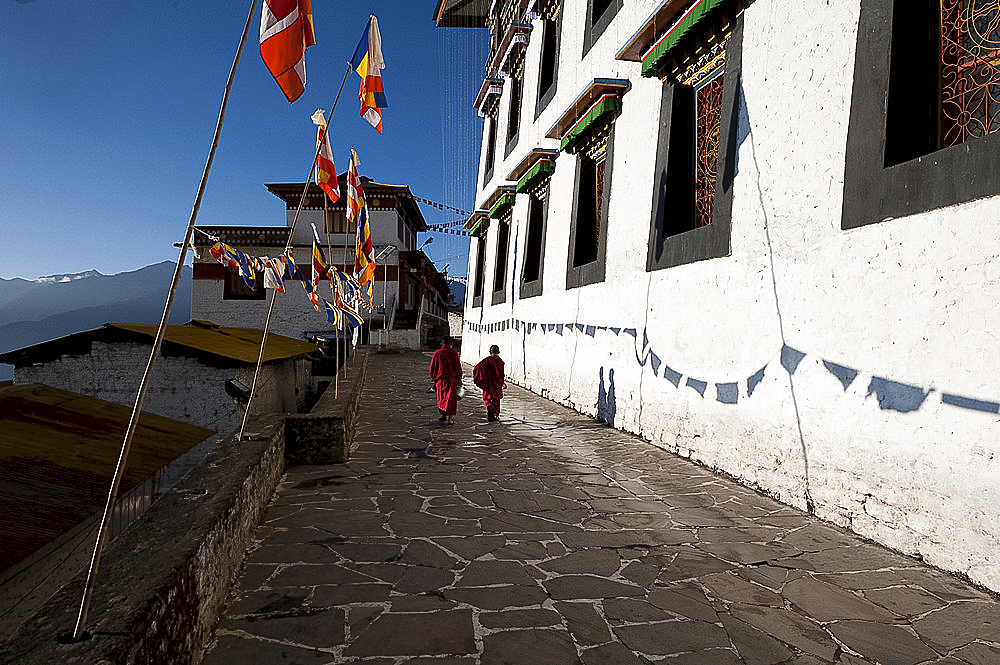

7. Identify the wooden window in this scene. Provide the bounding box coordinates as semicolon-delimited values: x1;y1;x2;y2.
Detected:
647;23;742;271
536;18;560;116
484;115;498;185
567;128;612;289
844;0;1000;228
325;208;355;234
492;212;512;304
472;237;487;307
520;182;549;299
223;268;264;300
583;0;622;54
506;73;523;151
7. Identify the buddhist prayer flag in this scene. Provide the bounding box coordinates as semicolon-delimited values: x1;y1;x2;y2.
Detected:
347;149;376;295
349;15;387;133
346;149;365;224
311;238;330;286
262;257;286;292
311;110;340;204
260;0;316;103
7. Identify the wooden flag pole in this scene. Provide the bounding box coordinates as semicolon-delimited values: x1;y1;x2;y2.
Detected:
72;0;259;641
237;61;353;440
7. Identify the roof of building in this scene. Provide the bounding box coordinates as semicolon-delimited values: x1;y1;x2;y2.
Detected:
0;383;214;571
0;321;319;368
264;179;428;231
432;0;489;27
192;226;290;247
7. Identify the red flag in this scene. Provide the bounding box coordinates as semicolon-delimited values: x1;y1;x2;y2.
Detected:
260;0;315;103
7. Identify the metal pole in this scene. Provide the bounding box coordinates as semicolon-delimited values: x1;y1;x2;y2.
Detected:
72;0;259;640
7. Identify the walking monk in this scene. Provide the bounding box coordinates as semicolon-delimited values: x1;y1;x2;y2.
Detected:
430;336;462;424
473;344;505;422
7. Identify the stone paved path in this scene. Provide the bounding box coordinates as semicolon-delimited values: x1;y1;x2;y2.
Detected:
202;351;1000;665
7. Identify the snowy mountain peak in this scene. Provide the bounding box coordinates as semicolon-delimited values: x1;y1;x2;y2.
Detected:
34;270;104;284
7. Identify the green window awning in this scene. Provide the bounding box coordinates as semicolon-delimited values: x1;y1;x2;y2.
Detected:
641;0;725;78
469;217;491;238
560;95;622;153
488;193;516;218
515;160;554;193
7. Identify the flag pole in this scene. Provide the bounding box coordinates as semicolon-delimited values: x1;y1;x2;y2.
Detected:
72;0;258;641
238;61;353;440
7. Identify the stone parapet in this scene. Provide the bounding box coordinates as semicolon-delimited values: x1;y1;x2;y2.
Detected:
1;414;288;665
285;347;369;465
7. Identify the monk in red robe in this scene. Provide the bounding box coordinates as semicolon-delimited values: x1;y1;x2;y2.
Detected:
430;336;462;424
473;344;505;422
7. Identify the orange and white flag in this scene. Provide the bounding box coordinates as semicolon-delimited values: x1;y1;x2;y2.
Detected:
260;0;315;103
311;110;340;204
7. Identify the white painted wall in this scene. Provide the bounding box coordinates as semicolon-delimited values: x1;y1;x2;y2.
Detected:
191;243;400;342
14;341;310;435
462;0;1000;591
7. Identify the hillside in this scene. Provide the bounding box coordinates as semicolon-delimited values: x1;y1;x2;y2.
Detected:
0;262;192;380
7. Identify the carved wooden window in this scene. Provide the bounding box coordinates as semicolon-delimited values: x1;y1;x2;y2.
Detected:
694;73;725;228
940;0;1000;148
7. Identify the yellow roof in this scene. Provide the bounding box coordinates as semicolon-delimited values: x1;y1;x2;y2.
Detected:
0;384;214;570
108;321;319;364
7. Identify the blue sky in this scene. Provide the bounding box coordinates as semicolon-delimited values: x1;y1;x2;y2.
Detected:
0;1;487;280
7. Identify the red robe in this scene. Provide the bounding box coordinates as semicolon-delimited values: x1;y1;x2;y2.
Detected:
430;344;462;416
473;355;504;414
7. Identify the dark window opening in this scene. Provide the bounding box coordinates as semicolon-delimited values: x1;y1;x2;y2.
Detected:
886;0;1000;167
492;217;510;304
493;220;510;292
484;116;498;184
654;60;725;237
538;20;559;99
524;195;545;282
472;237;486;306
591;0;614;25
884;0;941;166
584;0;622;54
844;0;1000;228
647;24;742;271
223;269;265;300
507;74;523;147
573;154;604;267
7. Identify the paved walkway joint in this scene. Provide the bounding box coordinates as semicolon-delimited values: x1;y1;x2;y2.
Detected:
203;351;1000;665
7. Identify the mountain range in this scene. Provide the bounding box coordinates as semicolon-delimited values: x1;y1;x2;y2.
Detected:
0;262;192;381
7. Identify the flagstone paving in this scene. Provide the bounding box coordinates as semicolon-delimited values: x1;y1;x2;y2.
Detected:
202;351;1000;665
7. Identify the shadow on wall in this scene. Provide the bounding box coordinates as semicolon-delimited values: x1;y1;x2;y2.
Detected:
597;367;616;427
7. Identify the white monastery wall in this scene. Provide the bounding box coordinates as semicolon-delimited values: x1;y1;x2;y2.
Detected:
463;0;1000;590
14;342;308;435
191;242;400;341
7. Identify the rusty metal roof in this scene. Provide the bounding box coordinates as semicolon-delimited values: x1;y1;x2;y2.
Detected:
0;384;214;571
111;321;319;364
0;321;319;368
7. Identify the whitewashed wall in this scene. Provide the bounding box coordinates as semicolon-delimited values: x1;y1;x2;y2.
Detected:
191;243;400;342
14;341;310;435
462;0;1000;591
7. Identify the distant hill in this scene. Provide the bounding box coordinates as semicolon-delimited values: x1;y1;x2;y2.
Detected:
0;262;192;380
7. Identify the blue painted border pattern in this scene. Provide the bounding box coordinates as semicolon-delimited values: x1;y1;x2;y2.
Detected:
466;318;1000;415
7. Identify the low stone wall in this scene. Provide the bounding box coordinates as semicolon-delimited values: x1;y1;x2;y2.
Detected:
1;348;372;664
1;414;288;665
285;348;369;465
